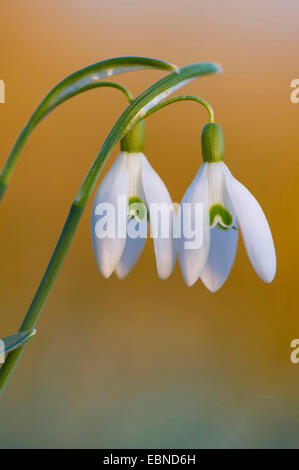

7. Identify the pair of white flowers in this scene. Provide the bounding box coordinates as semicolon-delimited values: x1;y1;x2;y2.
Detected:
91;121;276;292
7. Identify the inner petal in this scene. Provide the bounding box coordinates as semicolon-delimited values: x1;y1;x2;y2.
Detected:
126;153;148;221
210;203;233;228
207;163;236;229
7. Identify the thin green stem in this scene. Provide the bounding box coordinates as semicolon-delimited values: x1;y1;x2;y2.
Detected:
0;203;83;391
0;61;221;395
0;181;6;203
0;56;177;203
0;81;132;201
142;94;215;122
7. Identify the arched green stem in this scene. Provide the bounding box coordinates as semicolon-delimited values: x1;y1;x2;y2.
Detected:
89;81;133;102
0;56;177;203
0;61;222;395
0;81;134;203
142;94;215;122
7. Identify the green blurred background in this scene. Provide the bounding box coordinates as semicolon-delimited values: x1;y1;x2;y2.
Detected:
0;0;298;448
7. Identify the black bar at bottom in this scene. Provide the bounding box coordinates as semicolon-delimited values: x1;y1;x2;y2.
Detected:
0;449;298;466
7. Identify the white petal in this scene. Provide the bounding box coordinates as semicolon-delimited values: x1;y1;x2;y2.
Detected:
200;225;238;292
177;163;210;287
140;154;176;279
115;220;147;279
222;163;276;282
126;152;146;201
91;153;128;278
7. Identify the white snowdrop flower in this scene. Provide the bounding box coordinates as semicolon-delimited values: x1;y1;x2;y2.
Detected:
91;120;176;280
177;122;276;291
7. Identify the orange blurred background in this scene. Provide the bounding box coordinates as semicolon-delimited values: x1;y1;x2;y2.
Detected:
0;0;298;448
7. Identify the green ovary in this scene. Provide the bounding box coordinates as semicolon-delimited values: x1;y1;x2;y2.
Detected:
209;203;233;229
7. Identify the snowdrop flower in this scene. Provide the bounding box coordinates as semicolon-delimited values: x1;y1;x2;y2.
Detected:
177;122;276;291
91;120;175;280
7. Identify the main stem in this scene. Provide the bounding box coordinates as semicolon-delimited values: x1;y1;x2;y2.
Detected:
0;203;83;390
0;81;137;391
0;167;108;392
0;97;132;394
0;62;220;394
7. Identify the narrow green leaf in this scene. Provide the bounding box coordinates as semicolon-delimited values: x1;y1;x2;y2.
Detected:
27;56;178;125
0;329;36;355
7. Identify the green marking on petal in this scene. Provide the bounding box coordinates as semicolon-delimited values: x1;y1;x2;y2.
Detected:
217;223;228;231
129;196;142;205
210;203;233;227
128;196;148;221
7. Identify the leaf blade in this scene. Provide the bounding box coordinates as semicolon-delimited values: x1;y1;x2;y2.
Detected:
0;329;36;356
33;56;178;124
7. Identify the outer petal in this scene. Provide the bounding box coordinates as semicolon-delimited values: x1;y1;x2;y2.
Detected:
115;220;147;279
200;225;238;292
91;153;128;278
177;163;210;287
140;154;175;279
222;163;276;282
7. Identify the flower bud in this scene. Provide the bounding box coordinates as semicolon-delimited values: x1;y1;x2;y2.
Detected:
201;122;224;163
120;120;145;153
